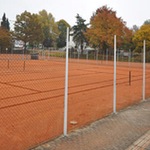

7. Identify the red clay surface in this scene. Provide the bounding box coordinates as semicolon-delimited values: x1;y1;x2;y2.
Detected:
0;54;150;150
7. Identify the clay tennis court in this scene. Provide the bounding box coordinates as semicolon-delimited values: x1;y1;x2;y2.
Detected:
0;54;150;150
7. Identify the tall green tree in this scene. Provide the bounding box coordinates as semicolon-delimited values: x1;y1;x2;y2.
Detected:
71;14;88;53
14;11;43;50
1;13;10;30
38;10;59;48
0;13;11;52
56;19;70;48
132;25;139;33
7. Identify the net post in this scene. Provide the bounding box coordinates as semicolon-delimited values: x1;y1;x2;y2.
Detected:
64;27;69;136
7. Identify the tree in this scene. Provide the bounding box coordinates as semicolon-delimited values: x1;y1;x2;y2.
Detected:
56;19;70;48
0;13;11;52
132;25;139;33
1;13;10;30
144;19;150;25
71;14;88;54
14;11;43;51
133;24;150;52
0;27;12;53
85;6;131;51
119;27;134;51
38;10;59;48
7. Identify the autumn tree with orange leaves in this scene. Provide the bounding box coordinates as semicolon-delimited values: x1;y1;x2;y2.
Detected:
85;6;132;52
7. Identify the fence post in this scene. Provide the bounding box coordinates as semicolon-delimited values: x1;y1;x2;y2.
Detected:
23;60;26;71
113;35;117;114
142;40;146;101
129;71;131;86
8;59;10;69
64;27;69;136
128;49;131;68
106;48;108;64
86;50;88;60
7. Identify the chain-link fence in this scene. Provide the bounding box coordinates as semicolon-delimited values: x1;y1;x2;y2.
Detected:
0;43;150;149
0;51;65;149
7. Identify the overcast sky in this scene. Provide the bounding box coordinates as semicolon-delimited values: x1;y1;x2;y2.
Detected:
0;0;150;29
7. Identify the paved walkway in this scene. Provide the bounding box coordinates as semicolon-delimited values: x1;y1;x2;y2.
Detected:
31;99;150;150
126;130;150;150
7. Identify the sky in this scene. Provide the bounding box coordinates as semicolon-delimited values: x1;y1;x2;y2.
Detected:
0;0;150;29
